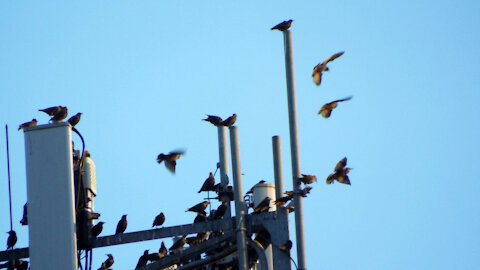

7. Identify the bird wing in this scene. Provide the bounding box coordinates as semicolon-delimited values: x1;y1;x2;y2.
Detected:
312;69;322;86
334;157;347;172
322;51;344;65
332;96;353;104
165;160;176;173
326;174;335;184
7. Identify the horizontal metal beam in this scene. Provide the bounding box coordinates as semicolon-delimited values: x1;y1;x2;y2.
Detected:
0;248;29;262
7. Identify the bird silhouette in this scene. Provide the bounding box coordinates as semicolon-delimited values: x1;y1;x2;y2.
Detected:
312;51;344;86
135;250;149;269
246;180;266;194
298;174;317;185
92;221;104;237
39;106;62;116
198;172;215;193
274;194;293;207
18;119;37;131
253;197;271;214
7;230;17;250
212;201;228;219
194;213;207;223
186;201;209;215
50;106;68;122
279;240;293;252
157;150;185;174
159;241;167;257
115;215;127;234
203;115;223;126
68;113;82;127
222;114;237;127
318;96;352;118
20;203;28;226
99;254;114;270
271;20;293;31
169;236;187;251
152;212;165;227
326;157;352;185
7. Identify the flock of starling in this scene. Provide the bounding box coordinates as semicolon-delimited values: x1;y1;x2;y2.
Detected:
18;105;82;131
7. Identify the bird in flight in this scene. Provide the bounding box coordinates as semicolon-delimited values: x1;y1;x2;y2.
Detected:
271;20;293;31
312;51;344;86
157;150;185;174
326;157;353;185
318;96;352;118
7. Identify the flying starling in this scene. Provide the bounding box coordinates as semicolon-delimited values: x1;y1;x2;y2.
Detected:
198;172;215;193
39;106;62;116
115;215;127;234
326;157;352;185
99;254;114;269
203;115;223;126
212;201;228;219
135;250;149;269
221;113;237;127
68;113;82;127
7;230;17;250
246;180;266;194
318;96;352;118
271;20;293;31
157;150;185;174
186;201;209;214
169;235;187;251
312;51;345;86
298;174;317;185
50;106;68;122
92;221;105;237
253;197;271;214
18;119;37;131
152;212;165;227
279;240;293;252
274;194;293;207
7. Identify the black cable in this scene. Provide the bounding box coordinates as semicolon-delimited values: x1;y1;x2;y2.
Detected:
5;125;13;231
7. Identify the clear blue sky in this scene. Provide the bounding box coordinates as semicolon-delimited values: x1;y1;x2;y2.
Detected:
1;1;479;269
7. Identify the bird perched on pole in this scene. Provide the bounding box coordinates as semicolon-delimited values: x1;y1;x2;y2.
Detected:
169;235;187;251
221;113;237;127
212;201;228;219
68;113;82;127
18;119;37;131
92;221;105;237
152;212;165;227
312;51;344;86
203;115;223;126
6;230;17;250
194;213;207;223
50;106;68;122
115;215;127;234
39;106;62;116
99;254;114;270
318;96;352;118
198;172;215;193
20;203;28;226
186;201;209;215
326;157;352;185
298;174;317;185
253;197;271;214
271;20;293;31
157;150;185;174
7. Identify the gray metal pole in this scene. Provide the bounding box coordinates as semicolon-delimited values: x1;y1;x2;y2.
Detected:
217;126;231;218
272;136;285;200
229;126;248;270
283;29;307;269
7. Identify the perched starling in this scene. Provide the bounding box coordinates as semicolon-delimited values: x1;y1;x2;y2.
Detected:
159;241;167;257
212;201;228;219
221;114;237;127
253;197;271;214
152;212;165;227
20;203;28;226
298;174;317;185
135;250;149;269
7;230;17;250
274;194;293;207
99;254;114;270
50;106;68;122
271;20;293;31
198;172;215;193
18;119;37;131
92;221;105;237
186;201;209;214
326;157;352;185
157;150;185;174
147;251;162;262
318;96;352;118
312;51;345;86
39;106;62;116
203;115;223;126
194;213;207;223
68;113;82;127
169;235;187;251
196;232;209;243
115;215;127;234
246;180;266;194
279;240;293;252
186;236;198;247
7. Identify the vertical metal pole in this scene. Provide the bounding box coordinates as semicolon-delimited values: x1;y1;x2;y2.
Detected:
283;29;307;269
5;125;13;231
217;126;231;218
229;126;248;270
272;136;284;201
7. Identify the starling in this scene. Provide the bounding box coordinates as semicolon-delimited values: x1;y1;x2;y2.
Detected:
194;213;207;223
298;174;317;185
312;51;345;86
203;115;223;126
152;212;165;227
135;250;149;269
186;236;198;247
279;240;293;252
326;157;352;185
159;241;167;257
92;221;105;237
318;96;352;118
39;106;62;116
221;114;237;127
246;180;266;194
196;232;209;243
157;150;185;174
274;194;293;207
20;203;28;226
147;251;162;262
271;20;293;31
301;186;313;197
253;197;271;214
212;201;228;219
7;230;17;250
169;235;187;251
99;254;114;269
186;201;209;214
115;215;127;234
198;172;215;193
50;106;68;122
68;113;82;127
18;119;37;131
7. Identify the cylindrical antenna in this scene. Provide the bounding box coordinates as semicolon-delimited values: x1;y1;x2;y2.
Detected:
272;136;285;200
217;126;232;218
6;125;13;231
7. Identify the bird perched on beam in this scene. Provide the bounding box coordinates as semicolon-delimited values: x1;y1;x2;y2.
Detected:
222;113;237;127
253;197;271;214
6;230;17;250
326;157;352;185
194;213;207;223
157;150;185;174
158;242;167;257
198;172;215;193
135;250;149;269
68;113;82;127
212;201;228;219
169;235;187;251
92;221;105;237
298;174;317;185
152;212;165;227
203;115;223;126
39;106;62;116
318;96;352;118
18;119;37;131
50;106;68;122
115;215;127;234
99;254;114;270
271;20;293;31
186;201;209;215
312;51;344;86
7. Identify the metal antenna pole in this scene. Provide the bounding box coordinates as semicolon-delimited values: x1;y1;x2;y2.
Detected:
272;136;285;200
217;126;231;218
283;29;307;269
229;126;248;270
5;125;13;231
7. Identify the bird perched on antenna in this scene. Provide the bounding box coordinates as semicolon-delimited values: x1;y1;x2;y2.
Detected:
221;113;237;127
253;197;271;214
326;157;352;185
152;212;165;227
18;119;37;131
271;20;293;31
203;115;223;126
68;113;82;127
7;230;17;250
318;96;352;118
186;201;209;215
312;51;344;86
115;215;127;234
157;150;185;174
198;172;215;193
